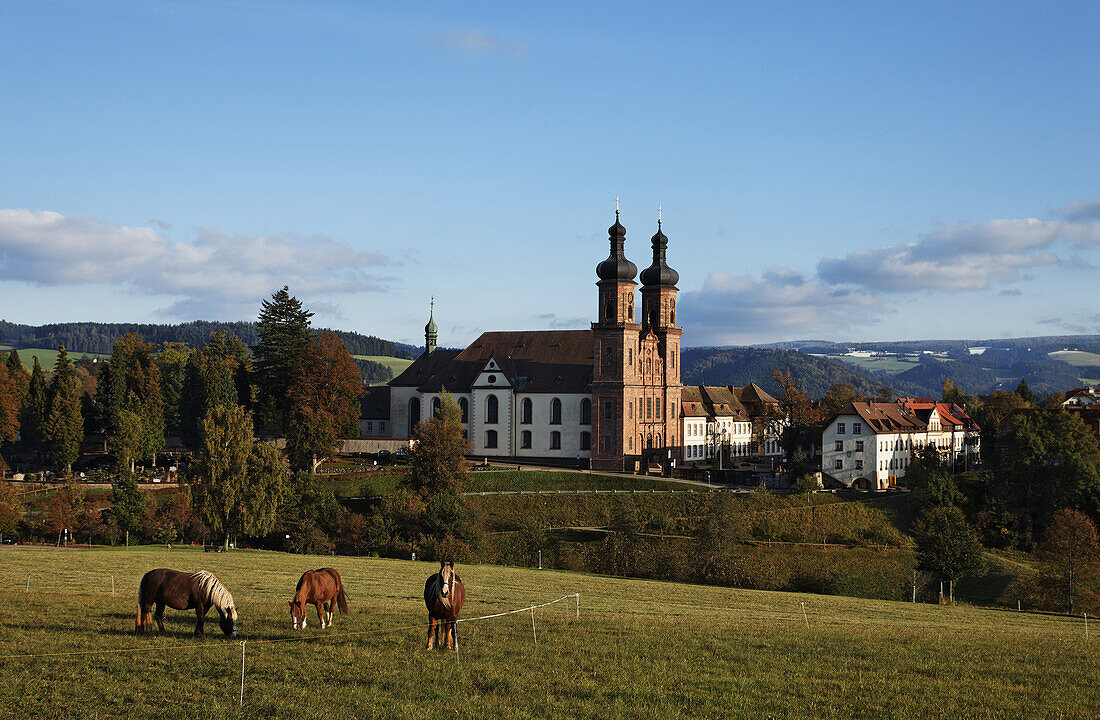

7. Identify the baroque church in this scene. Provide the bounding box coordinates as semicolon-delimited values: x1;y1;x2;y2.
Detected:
360;210;782;472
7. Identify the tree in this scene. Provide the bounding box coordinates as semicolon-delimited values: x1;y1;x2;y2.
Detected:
285;331;364;472
771;369;823;464
915;504;984;602
46;347;84;475
254;287;313;434
0;363;22;444
102;334;164;472
942;378;964;405
819;382;859;420
179;333;252;451
1036;509;1099;614
107;470;147;540
401;393;472;547
20;357;49;457
1015;378;1034;404
0;483;24;538
190;404;288;550
155;342;192;434
279;470;341;554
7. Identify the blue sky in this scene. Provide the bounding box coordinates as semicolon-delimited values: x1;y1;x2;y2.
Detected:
1;1;1098;348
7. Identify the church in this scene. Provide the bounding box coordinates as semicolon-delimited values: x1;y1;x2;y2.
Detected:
360;209;782;473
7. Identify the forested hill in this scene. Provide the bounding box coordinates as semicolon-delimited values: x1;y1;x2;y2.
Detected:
0;320;420;359
680;347;889;400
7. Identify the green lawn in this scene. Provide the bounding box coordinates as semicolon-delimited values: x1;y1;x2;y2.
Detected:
0;346;109;371
464;470;702;493
1049;350;1100;367
354;355;414;375
0;546;1094;719
825;354;922;374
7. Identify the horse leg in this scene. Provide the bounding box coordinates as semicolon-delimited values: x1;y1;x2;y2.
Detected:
315;602;325;629
326;598;335;626
154;602;166;633
195;604;206;637
426;617;437;650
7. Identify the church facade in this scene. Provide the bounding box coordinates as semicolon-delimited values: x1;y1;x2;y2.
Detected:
360;210;782;472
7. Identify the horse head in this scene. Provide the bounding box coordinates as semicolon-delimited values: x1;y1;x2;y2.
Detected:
221;606;238;637
439;560;455;600
289;600;307;630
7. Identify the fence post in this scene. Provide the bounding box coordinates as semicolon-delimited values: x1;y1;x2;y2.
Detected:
530;606;537;644
800;602;809;629
576;593;580;619
239;641;247;706
1086;613;1089;641
26;575;30;593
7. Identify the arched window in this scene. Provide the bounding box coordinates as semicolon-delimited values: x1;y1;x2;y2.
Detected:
605;299;614;321
485;430;498;448
655;433;662;448
628;436;633;451
486;395;498;424
458;397;468;423
521;398;532;424
647;433;653;449
521;430;532;449
408;398;420;435
431;397;442;418
550;398;562;425
550;431;561;450
580;432;590;450
580;398;591;425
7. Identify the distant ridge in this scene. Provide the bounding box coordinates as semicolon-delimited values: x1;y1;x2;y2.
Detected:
0;319;421;359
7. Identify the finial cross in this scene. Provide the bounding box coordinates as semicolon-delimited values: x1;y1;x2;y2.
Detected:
430;296;434;314
658;203;662;224
615;194;620;214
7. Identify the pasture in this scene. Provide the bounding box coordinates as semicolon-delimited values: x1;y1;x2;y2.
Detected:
0;546;1095;719
0;345;108;371
1048;350;1100;368
354;355;414;375
824;354;921;375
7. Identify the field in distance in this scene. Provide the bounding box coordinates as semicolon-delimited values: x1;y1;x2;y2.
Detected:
0;547;1094;719
1048;350;1100;368
0;345;108;370
355;354;413;375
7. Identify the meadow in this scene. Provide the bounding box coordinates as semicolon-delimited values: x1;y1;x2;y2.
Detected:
0;546;1095;719
1048;350;1100;368
353;355;414;375
0;345;108;370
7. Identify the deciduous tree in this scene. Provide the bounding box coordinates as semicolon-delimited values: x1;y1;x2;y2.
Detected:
1036;509;1099;614
915;504;984;602
401;392;472;548
285;331;363;472
190;403;287;550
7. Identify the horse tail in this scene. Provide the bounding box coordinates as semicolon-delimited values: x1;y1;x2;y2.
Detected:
336;585;349;615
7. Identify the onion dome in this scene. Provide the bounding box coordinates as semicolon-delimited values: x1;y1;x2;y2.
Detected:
639;220;679;288
596;210;638;281
424;300;438;354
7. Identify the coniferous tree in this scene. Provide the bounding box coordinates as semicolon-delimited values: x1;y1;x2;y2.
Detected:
104;334;164;472
178;333;252;451
1015;378;1034;404
21;357;49;457
46;347;84;475
4;349;29;393
254;287;313;434
155;342;191;435
0;364;21;444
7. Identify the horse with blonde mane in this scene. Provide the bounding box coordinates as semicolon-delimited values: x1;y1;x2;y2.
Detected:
424;560;464;650
289;568;349;630
136;569;238;637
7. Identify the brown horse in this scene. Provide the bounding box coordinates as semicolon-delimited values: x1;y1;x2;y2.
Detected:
136;569;238;637
424;560;464;650
289;568;349;630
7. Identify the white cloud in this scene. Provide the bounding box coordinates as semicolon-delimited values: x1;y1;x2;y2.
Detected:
818;216;1100;292
678;269;880;345
0;208;391;320
431;30;528;60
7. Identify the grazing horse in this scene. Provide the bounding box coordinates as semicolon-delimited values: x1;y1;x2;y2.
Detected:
424;560;464;650
136;569;238;637
289;568;349;630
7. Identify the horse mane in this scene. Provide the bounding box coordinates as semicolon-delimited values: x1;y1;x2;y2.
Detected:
189;570;236;618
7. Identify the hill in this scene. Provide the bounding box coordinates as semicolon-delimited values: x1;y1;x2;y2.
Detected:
0;320;420;359
680;347;889;399
0;546;1093;719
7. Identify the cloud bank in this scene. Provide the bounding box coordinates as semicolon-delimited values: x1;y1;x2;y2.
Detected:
0;209;390;320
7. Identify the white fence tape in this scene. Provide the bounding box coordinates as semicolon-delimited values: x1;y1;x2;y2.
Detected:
455;593;580;624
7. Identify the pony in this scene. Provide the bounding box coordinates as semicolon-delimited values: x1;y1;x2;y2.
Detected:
424;560;464;650
136;569;238;637
289;568;349;630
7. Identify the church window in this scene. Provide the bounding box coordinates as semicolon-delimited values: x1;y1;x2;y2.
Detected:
521;398;532;424
655;399;660;420
486;395;499;424
550;431;561;450
646;397;652;419
600;435;611;453
628;401;633;419
485;430;498;448
580;398;591;425
379;421;385;434
628;348;633;365
605;299;615;321
656;434;661;448
628;436;633;450
432;397;442;418
647;433;653;449
580;432;590;450
458;398;468;423
628;296;634;320
408;398;421;435
521;431;531;449
550;398;562;425
603;400;614;420
365;421;373;433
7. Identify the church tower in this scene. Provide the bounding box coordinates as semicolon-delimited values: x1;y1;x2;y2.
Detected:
424;299;438;355
591;208;641;472
636;209;683;468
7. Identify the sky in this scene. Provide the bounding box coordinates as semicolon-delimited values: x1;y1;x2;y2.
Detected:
1;1;1098;349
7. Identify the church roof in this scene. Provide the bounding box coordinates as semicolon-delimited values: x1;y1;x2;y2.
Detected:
395;330;594;394
360;385;391;421
390;349;462;388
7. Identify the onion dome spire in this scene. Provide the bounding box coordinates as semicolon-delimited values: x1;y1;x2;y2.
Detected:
596;199;638;282
424;298;438;354
639;205;679;288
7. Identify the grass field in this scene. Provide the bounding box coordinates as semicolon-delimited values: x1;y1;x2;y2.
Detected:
1049;350;1100;368
0;345;109;371
463;470;701;493
354;355;414;375
824;354;922;374
0;547;1094;719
